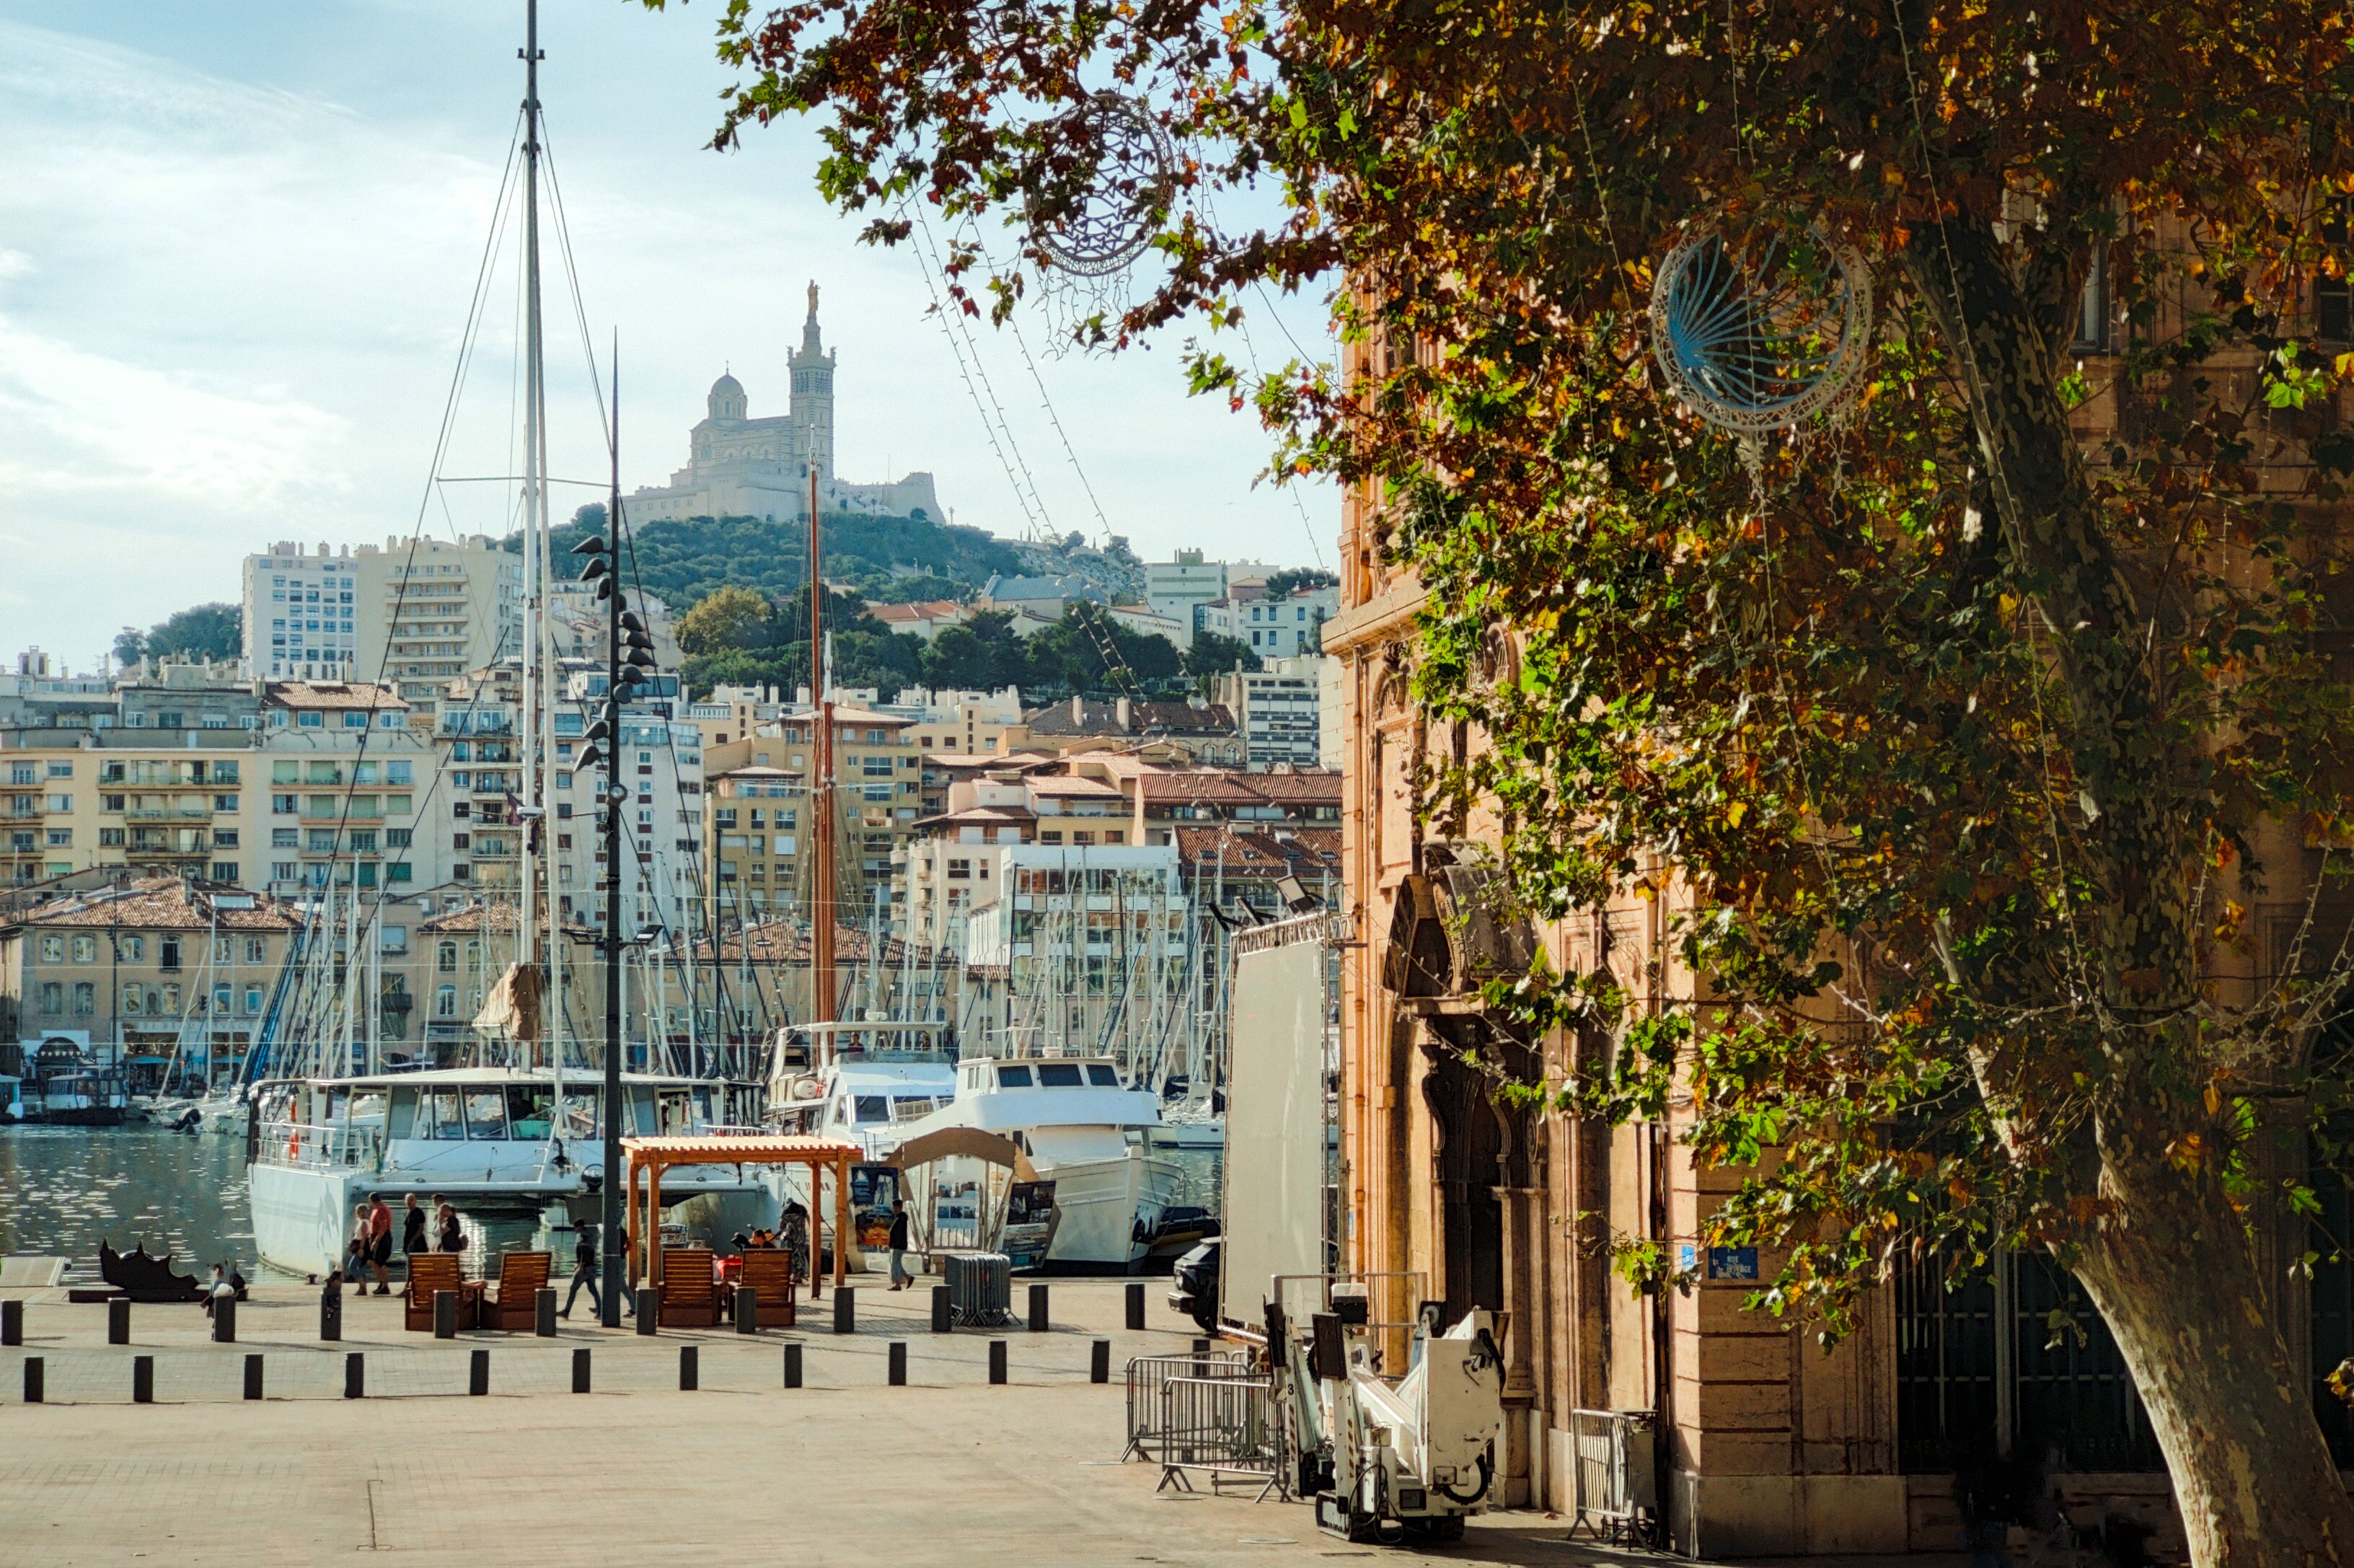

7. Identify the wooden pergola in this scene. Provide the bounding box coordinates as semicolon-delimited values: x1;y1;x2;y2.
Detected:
621;1134;863;1295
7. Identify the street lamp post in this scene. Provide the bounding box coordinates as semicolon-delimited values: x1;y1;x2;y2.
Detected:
573;358;660;1329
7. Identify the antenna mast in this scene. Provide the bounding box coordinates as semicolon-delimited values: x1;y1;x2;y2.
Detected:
516;0;547;1017
810;467;837;1026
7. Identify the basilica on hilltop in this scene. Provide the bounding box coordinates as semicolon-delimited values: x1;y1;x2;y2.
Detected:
625;283;945;526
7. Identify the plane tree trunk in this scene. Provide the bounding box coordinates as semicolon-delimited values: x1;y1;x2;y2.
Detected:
1906;218;2354;1565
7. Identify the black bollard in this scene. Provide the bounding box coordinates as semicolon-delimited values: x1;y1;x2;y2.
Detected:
930;1285;951;1334
634;1288;658;1334
889;1341;907;1386
211;1297;235;1344
132;1355;154;1404
0;1298;20;1346
1125;1281;1145;1331
535;1288;557;1338
22;1357;43;1404
736;1285;758;1334
108;1298;131;1345
679;1344;699;1391
1027;1282;1049;1334
243;1354;264;1401
345;1351;365;1399
989;1339;1008;1385
468;1348;489;1396
832;1286;855;1336
1091;1339;1111;1384
571;1346;591;1393
433;1290;457;1339
783;1342;803;1388
1191;1336;1210;1377
319;1283;342;1342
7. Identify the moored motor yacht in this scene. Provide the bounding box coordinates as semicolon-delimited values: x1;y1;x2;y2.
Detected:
246;1067;767;1277
894;1053;1178;1272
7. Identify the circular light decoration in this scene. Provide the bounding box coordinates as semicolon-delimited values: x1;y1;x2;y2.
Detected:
1649;215;1874;435
1033;93;1175;278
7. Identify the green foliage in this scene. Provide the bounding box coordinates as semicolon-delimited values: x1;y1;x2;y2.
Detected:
116;603;242;667
1184;632;1261;677
917;609;1030;692
1021;603;1185;695
538;508;1026;612
1261;568;1336;600
666;0;2354;1522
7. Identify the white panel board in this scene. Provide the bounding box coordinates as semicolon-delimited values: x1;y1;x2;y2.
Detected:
1220;938;1326;1331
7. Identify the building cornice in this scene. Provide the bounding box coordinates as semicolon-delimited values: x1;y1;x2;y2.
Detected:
1321;573;1429;656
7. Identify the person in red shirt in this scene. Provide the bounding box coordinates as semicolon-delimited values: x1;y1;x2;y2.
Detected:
365;1194;394;1295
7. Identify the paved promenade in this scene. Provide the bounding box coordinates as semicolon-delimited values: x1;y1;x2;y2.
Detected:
0;1279;1659;1568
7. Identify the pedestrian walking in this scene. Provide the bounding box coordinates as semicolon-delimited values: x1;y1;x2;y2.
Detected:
366;1193;394;1295
400;1194;428;1261
560;1223;627;1317
887;1200;913;1290
436;1202;464;1255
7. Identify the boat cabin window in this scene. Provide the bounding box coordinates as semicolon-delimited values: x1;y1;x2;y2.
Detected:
1037;1063;1085;1088
388;1088;418;1138
506;1086;554;1140
423;1088;467;1140
629;1085;658;1135
1088;1065;1120;1087
463;1089;508;1141
658;1091;693;1133
557;1094;598;1140
854;1094;890;1124
997;1065;1033;1088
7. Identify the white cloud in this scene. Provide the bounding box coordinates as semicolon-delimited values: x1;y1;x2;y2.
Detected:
0;7;1338;672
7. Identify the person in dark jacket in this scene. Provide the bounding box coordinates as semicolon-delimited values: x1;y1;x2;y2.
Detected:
887;1201;913;1290
435;1202;464;1254
561;1223;627;1317
400;1194;428;1261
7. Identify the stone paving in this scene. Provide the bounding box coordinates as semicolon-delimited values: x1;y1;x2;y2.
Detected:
0;1280;1685;1568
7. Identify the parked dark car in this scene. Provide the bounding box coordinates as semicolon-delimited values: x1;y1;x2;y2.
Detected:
1166;1239;1220;1333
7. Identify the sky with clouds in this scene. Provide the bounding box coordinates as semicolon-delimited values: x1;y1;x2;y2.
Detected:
0;1;1339;673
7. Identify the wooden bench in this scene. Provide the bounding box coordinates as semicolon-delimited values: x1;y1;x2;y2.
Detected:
478;1249;551;1331
736;1248;798;1329
658;1248;718;1329
404;1253;477;1332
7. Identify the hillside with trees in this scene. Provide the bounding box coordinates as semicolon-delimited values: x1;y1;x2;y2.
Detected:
675;584;1191;703
538;505;1142;612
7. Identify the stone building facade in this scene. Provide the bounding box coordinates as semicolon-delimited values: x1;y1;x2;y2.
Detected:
1320;272;2354;1552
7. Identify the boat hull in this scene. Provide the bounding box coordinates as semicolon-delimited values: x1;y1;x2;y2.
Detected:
1036;1149;1181;1271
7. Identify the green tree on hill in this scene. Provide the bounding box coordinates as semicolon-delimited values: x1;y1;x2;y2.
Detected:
115;603;242;668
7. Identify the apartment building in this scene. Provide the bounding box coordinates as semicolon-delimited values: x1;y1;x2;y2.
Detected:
1196;587;1337;659
255;682;431;902
1220;656;1328;768
1145;550;1231;627
703;702;920;928
0;876;301;1081
431;662;705;941
1017;695;1245;765
243;537;524;714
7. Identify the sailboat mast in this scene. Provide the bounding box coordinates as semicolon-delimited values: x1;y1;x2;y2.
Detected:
810;466;837;1025
516;0;545;1008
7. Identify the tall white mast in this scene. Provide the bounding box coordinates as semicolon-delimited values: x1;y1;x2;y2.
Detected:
517;0;545;1018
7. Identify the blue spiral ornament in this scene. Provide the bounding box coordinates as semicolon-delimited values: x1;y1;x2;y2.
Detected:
1650;218;1873;435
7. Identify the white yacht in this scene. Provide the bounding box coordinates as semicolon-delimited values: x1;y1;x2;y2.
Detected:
764;1020;959;1158
894;1054;1179;1272
246;1067;767;1277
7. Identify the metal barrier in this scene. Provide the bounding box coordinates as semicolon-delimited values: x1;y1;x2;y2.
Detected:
1122;1350;1257;1460
1155;1375;1280;1499
1569;1408;1660;1546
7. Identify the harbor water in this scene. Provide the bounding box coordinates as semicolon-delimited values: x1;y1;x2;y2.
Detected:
1;1126;1226;1281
